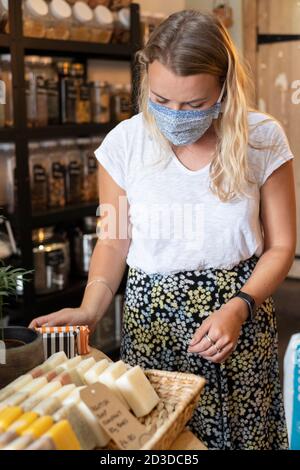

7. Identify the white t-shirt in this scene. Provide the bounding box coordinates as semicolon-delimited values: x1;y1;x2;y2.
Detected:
95;111;294;275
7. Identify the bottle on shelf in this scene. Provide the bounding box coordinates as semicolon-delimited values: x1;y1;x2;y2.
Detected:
23;0;49;38
48;141;67;209
0;143;15;213
46;0;72;40
36;76;48;127
113;83;131;121
46;79;60;125
29;142;49;213
90;80;111;124
0;0;9;34
90;4;114;44
62;138;83;205
57;61;76;124
70;1;93;42
72;63;91;124
0;54;13;127
79;137;100;203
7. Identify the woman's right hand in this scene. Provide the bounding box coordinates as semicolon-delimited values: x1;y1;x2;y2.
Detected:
28;306;99;334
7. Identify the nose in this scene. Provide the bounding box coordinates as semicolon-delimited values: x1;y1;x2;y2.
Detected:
167;102;183;111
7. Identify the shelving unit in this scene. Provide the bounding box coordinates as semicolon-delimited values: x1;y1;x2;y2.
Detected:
1;0;141;339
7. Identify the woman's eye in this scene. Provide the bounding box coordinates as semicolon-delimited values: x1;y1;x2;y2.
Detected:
156;99;169;104
189;103;204;109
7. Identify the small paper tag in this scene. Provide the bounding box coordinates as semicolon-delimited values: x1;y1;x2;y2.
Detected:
80;383;153;450
0;80;5;105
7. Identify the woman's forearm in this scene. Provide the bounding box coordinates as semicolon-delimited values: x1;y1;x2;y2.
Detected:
80;239;129;322
239;246;295;307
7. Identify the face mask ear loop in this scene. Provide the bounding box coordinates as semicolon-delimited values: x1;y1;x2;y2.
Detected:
217;80;227;104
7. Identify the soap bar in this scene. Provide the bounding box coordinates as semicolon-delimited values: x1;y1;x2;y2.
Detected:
3;416;53;450
62;402;110;450
51;384;76;402
0;392;29;411
21;381;62;412
47;356;83;381
1;377;48;410
30;351;68;378
0;407;23;433
116;366;160;418
0;411;38;448
62;386;86;407
75;357;96;382
27;420;81;450
98;361;130;408
83;359;110;385
32;397;61;417
0;375;33;401
54;368;84;387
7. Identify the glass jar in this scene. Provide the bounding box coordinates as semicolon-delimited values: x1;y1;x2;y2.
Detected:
23;0;48;38
90;81;111;124
29;142;48;213
113;83;131;121
46;0;72;40
0;54;13;127
109;0;132;11
46;79;59;125
57;61;76;124
71;1;93;42
25;56;38;127
88;0;110;8
90;5;113;44
112;7;130;44
36;75;48;126
61;139;83;204
71;63;91;124
0;0;9;34
0;143;15;212
78;137;99;203
48;142;66;208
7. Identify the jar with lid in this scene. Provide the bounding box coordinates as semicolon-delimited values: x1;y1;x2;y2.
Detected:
29;142;48;213
48;142;66;208
0;0;9;34
0;54;13;127
46;79;59;125
112;7;130;44
109;0;132;11
31;227;70;295
90;5;114;44
36;75;48;126
71;63;91;124
60;139;83;204
0;143;15;213
90;81;111;124
73;216;99;276
46;0;72;40
78;137;99;202
113;83;131;121
57;61;76;124
23;0;49;38
88;0;110;8
25;56;38;127
70;1;93;42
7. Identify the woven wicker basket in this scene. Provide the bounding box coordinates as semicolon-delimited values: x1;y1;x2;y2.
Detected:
107;369;206;451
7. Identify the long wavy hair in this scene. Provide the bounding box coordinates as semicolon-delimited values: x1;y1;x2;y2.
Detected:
136;10;276;202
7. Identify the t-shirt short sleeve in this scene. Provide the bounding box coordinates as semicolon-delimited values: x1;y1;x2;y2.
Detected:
260;120;294;187
94;122;127;190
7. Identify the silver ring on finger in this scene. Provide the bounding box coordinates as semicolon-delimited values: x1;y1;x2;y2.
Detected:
205;333;215;347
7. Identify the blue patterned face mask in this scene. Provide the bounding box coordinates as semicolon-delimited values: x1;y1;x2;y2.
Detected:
148;81;226;146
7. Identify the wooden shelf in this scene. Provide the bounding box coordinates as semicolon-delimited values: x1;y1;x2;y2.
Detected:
0;34;11;50
258;34;300;45
27;122;118;140
31;202;99;228
23;37;134;60
0;128;15;142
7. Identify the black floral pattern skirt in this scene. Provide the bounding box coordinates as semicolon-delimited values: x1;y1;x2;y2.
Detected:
120;255;289;450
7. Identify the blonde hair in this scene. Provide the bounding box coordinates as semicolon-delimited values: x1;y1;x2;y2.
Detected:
136;10;277;202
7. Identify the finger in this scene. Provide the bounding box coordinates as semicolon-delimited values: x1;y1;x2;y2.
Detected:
200;340;229;358
201;344;233;363
189;331;221;354
189;318;211;349
29;310;68;328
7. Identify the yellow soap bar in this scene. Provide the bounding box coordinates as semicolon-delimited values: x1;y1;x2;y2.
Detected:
0;407;23;433
45;420;81;450
22;415;53;438
83;359;110;385
7;411;38;434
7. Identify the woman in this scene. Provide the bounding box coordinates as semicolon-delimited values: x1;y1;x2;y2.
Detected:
30;11;297;450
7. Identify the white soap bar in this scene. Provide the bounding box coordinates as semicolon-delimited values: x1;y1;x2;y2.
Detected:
83;359;110;385
32;396;61;416
62;386;86;407
44;351;68;369
0;374;33;401
52;384;76;402
0;377;48;411
58;356;82;372
98;361;130;409
116;366;160;418
22;381;62;412
0;392;29;411
75;357;96;382
22;377;48;395
77;401;110;448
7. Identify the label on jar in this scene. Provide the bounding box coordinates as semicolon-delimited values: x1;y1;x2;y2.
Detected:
69;160;81;176
87;154;97;174
33;164;47;183
52;162;65;179
66;80;77;101
45;249;65;267
80;85;90;102
0;80;6;105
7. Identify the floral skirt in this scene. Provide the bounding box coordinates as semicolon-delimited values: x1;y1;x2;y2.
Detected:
120;255;289;450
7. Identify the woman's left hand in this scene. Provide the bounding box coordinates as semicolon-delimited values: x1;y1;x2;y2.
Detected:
187;297;249;363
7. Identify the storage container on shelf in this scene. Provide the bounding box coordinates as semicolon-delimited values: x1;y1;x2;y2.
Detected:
109;0;132;11
0;0;9;34
78;137;99;203
61;139;83;205
29;142;48;213
141;12;166;44
70;1;93;42
46;0;72;40
57;61;77;124
112;7;130;44
47;141;67;208
0;143;15;213
71;63;91;124
23;0;49;38
113;83;131;121
36;76;48;127
0;54;13;127
90;4;114;44
90;80;111;124
88;0;110;8
46;79;60;125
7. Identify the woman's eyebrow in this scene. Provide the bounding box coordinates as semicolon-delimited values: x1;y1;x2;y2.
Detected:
150;90;208;103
